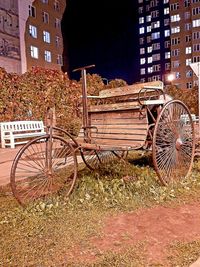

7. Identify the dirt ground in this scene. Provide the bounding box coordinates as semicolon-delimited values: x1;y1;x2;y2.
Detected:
69;201;200;266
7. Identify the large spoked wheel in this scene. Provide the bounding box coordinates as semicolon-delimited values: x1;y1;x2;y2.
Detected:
10;134;78;206
80;149;127;170
152;100;195;185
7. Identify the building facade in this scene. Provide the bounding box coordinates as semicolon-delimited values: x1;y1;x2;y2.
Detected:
138;0;171;84
170;0;200;89
0;0;21;73
0;0;66;74
137;0;200;90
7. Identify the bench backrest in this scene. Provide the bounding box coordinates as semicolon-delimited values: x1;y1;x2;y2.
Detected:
1;121;44;133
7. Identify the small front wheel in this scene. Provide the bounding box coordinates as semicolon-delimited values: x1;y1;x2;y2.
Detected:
10;134;78;206
152;100;195;185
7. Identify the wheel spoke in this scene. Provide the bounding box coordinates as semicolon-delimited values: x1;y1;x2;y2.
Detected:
153;100;195;185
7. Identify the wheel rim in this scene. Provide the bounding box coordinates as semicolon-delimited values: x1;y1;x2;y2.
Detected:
152;100;195;185
10;135;77;206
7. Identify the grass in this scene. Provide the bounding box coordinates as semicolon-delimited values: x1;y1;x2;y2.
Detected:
1;151;200;266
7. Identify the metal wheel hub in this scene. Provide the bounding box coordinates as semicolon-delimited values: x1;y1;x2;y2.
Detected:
175;137;183;151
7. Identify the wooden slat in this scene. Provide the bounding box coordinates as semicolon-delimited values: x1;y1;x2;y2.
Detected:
91;139;146;147
88;101;140;112
90;110;147;120
99;81;163;98
79;128;148;134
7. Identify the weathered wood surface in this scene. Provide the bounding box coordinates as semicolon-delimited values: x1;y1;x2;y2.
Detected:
88;101;141;112
78;109;148;150
99;80;163;98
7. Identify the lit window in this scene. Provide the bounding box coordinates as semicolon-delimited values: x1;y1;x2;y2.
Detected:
193;19;200;28
148;57;152;63
146;15;151;22
139;17;144;24
147;46;152;53
42;12;49;23
140;68;145;75
171;26;180;34
165;30;170;37
152;32;160;40
139;27;145;34
41;0;48;3
165;52;170;59
186;58;192;66
140;58;146;65
175;72;181;79
44;50;51;62
140;48;145;54
30;46;38;59
163;0;169;3
151;21;160;28
43;31;50;43
171;14;181;22
164;8;169;15
148;67;153;73
29;25;37;38
147;26;151;32
185;46;192;54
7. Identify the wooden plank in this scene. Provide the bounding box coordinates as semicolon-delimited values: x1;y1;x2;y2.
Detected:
79;127;148;134
88;101;141;112
90;133;147;139
99;81;163;98
91;139;146;147
89;110;147;119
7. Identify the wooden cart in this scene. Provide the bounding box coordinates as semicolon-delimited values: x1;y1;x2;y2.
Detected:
10;65;195;205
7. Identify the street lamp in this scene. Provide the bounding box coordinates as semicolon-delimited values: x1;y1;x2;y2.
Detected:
190;62;200;132
167;73;175;83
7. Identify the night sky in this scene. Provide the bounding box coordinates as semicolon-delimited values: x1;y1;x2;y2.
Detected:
61;0;139;84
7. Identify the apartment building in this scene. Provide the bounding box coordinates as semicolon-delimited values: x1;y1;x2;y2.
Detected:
0;0;66;74
170;0;200;89
0;0;21;73
138;0;171;84
138;0;200;90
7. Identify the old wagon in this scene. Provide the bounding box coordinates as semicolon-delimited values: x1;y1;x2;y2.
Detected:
10;65;195;205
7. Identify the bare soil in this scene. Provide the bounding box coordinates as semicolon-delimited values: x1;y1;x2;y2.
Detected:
69;201;200;265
